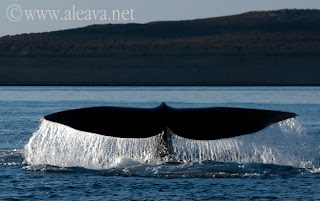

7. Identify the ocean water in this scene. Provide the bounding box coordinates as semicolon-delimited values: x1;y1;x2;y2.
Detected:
1;86;320;200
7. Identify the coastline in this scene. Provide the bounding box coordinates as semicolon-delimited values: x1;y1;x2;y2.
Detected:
1;54;319;86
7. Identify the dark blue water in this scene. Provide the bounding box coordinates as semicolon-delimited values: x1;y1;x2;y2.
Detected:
1;86;320;200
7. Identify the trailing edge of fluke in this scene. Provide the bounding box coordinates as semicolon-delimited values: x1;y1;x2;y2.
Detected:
44;102;297;140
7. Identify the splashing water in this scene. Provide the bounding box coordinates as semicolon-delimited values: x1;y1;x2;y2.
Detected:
24;118;317;170
172;118;315;168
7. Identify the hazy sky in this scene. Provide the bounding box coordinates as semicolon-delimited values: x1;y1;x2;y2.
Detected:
1;0;320;37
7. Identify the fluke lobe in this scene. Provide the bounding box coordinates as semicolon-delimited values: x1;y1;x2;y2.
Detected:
44;102;297;141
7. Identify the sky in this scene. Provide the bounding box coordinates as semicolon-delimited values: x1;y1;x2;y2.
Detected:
1;0;320;37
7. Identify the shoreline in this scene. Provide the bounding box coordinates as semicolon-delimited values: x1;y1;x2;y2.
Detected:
1;54;319;86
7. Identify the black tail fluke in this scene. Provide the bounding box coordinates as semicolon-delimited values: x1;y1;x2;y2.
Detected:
44;103;297;140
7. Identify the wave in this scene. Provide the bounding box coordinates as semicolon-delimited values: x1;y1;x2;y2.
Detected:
20;161;308;179
0;149;25;166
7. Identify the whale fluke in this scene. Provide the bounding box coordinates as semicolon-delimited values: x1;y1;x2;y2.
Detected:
44;103;297;140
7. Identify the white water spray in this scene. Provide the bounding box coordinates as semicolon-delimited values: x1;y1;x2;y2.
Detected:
24;118;316;169
172;118;313;167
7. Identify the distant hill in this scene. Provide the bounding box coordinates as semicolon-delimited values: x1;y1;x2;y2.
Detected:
1;9;320;56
